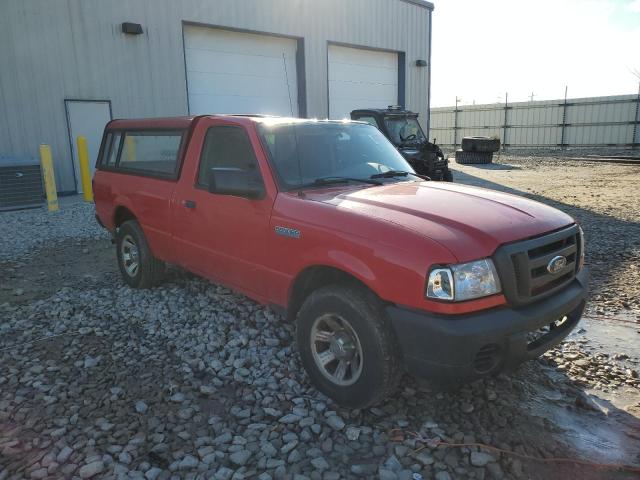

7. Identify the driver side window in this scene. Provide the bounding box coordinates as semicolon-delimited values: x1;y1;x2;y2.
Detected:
197;126;261;188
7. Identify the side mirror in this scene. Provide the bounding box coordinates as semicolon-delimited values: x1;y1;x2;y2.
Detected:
208;167;265;199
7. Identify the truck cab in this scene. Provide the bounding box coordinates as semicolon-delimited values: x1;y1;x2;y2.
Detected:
351;106;452;182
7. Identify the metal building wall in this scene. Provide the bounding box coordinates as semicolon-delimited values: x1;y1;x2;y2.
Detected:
0;0;432;193
430;94;640;149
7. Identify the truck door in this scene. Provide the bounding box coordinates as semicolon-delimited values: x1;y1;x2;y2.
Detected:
171;119;277;300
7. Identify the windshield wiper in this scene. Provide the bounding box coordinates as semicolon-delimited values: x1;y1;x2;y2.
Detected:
370;170;418;179
304;176;382;187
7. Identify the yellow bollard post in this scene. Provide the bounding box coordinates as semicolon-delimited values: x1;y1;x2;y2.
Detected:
77;136;94;202
39;144;59;212
125;135;136;162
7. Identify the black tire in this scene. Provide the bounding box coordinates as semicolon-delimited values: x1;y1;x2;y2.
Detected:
443;169;454;182
461;136;500;153
455;150;493;165
116;220;166;289
296;285;402;408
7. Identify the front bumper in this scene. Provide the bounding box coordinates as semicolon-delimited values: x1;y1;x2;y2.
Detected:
388;267;589;384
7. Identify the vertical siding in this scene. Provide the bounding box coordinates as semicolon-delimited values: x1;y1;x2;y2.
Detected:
0;0;431;192
430;94;639;149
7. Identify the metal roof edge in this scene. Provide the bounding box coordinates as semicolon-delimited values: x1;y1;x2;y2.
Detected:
399;0;435;10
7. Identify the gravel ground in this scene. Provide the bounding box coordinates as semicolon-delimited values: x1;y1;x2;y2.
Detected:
1;159;640;480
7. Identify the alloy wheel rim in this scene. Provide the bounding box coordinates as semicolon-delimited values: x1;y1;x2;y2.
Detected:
310;313;363;386
121;235;140;277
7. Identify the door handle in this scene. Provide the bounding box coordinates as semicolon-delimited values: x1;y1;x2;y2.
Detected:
183;200;196;209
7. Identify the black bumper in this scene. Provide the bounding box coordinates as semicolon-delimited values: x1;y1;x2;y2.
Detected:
388;267;589;384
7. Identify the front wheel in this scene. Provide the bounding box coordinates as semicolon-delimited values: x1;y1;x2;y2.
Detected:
116;220;166;289
296;285;402;408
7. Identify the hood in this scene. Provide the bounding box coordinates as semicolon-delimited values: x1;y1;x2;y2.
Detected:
304;181;574;262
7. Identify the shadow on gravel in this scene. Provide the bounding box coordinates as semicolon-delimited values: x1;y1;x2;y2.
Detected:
0;238;116;306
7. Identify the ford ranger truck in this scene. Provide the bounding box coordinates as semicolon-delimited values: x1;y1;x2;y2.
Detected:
93;115;589;408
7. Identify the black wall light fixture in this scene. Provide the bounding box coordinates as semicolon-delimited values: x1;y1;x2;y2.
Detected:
415;60;428;67
122;22;143;35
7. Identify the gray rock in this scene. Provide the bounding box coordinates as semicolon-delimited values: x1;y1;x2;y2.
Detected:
379;469;398;480
345;426;361;440
414;451;434;466
79;461;104;478
30;468;48;479
279;413;301;424
230;450;251;466
326;415;345;431
145;468;163;480
135;401;148;413
470;451;495;467
214;467;234;480
57;446;74;463
435;472;452;480
178;455;198;470
310;457;329;470
118;451;132;465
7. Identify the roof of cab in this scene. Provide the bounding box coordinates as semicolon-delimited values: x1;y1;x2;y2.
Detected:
106;115;361;130
106;116;197;130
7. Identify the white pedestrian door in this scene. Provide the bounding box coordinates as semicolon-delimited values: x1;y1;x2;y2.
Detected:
65;100;112;193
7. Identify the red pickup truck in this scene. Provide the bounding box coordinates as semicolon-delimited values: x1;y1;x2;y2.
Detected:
94;115;588;408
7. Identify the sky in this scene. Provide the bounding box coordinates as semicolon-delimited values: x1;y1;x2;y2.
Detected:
430;0;640;107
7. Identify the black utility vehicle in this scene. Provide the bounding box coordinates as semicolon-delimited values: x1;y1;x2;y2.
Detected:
351;106;453;181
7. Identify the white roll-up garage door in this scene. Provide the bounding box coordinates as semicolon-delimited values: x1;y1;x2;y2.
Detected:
184;26;299;116
328;45;398;120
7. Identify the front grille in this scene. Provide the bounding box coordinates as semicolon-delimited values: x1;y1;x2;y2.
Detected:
434;158;447;169
493;225;580;306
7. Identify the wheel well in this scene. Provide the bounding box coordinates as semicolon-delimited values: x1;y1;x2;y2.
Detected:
113;206;136;229
287;266;372;322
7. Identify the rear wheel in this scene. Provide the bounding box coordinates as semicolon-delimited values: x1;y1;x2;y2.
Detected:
296;285;402;408
116;220;165;288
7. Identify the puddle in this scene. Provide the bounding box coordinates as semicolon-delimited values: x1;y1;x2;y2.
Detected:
570;314;640;410
522;313;640;469
527;368;640;468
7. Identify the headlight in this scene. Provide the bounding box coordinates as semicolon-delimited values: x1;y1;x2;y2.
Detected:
578;225;585;270
426;258;501;302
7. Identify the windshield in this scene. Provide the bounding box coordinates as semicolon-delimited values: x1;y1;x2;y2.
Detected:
384;116;426;145
259;122;415;190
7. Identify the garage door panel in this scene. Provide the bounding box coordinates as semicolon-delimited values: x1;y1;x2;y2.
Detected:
189;94;295;116
329;62;397;85
184;25;298;116
328;45;398;119
186;49;295;79
329;82;398;102
329;45;397;69
188;71;293;99
186;27;295;57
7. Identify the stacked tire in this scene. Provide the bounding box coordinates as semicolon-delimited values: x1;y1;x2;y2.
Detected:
456;137;500;164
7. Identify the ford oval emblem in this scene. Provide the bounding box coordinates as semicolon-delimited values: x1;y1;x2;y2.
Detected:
15;172;24;178
547;255;567;274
